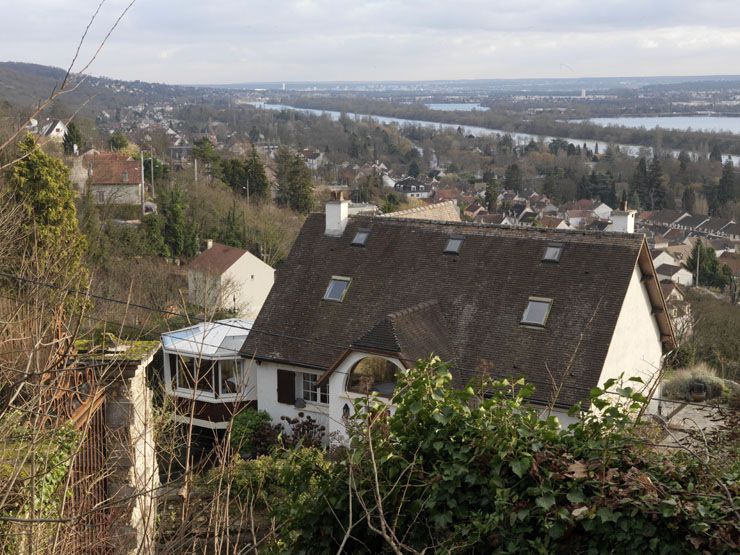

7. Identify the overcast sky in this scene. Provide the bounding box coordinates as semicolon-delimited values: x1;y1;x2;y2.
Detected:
2;0;740;84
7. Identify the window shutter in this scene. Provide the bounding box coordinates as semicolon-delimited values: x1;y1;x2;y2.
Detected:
277;369;296;405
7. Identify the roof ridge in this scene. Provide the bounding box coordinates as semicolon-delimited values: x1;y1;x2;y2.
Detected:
387;299;439;321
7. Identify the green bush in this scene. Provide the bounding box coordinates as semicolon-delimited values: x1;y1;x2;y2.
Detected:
241;358;739;553
230;409;278;457
663;365;728;401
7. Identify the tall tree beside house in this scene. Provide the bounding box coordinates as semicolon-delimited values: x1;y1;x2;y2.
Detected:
629;157;648;207
244;149;270;201
718;159;735;206
217;202;247;249
484;179;499;212
703;177;721;216
682;186;696;213
142;213;169;257
276;147;314;214
4;135;87;290
686;239;732;289
408;160;420;178
542;171;556;201
62;122;83;156
577;175;591;200
503;163;522;192
108;130;128;151
646;156;667;210
678;150;691;173
161;187;187;257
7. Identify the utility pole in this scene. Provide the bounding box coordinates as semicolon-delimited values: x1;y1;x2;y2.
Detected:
194;157;198;185
696;241;700;288
150;149;156;198
140;148;146;216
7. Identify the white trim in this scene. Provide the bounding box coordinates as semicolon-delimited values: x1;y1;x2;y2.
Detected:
172;414;230;430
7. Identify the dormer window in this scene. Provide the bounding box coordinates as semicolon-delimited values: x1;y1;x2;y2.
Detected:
521;297;553;327
542;243;563;262
444;236;463;254
419;185;425;191
324;276;351;302
411;185;417;191
351;229;370;247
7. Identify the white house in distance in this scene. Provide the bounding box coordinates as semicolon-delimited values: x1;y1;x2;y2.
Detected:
86;154;144;206
188;241;275;319
161;319;255;429
39;119;68;142
240;196;675;439
655;263;694;287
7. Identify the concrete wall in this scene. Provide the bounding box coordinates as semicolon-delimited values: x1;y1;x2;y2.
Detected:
90;183;142;205
105;358;159;554
600;264;664;393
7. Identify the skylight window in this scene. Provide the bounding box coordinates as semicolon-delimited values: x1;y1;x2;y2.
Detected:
521;297;553;327
444;236;464;254
323;276;351;302
542;243;563;262
351;229;370;247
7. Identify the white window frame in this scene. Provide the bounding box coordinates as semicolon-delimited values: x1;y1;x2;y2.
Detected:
302;372;329;405
444;236;464;254
351;229;370;247
542;243;563;262
171;354;245;402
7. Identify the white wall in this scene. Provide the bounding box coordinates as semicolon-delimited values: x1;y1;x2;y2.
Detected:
223;252;275;319
254;361;331;433
90;183;142;205
599;264;664;395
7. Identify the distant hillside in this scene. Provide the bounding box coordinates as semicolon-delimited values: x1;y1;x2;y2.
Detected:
0;61;227;117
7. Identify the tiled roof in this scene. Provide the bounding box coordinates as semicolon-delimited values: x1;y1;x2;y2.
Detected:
655;263;683;276
189;243;247;275
676;214;709;229
644;210;687;225
242;214;670;407
89;157;142;185
697;217;734;233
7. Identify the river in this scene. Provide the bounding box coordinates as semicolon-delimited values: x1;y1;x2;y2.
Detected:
580;116;740;135
251;103;734;162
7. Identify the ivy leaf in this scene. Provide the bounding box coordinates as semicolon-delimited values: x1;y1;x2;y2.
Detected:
536;495;556;511
597;507;618;523
566;488;585;504
510;457;531;478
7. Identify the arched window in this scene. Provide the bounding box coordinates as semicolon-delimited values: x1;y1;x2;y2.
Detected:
347;356;402;397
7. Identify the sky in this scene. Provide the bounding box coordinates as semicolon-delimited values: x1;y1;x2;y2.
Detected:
2;0;740;84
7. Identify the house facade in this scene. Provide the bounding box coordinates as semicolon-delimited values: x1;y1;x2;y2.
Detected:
87;155;143;206
188;241;275;319
241;198;675;439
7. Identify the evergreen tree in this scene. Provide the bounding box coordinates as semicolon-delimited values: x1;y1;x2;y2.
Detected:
718;159;735;206
484;180;499;212
78;190;106;263
630;158;648;207
62;122;83;156
577;176;591;200
503;163;522;191
408;161;420;177
161;187;186;257
4;135;87;289
217;202;246;249
682;186;696;213
245;149;270;201
678;150;691;173
276;147;314;214
108;131;128;151
709;144;723;163
647;157;667;210
686;239;732;289
542;172;556;201
142;214;169;257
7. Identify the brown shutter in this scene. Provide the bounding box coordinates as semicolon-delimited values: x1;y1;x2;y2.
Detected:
277;369;296;405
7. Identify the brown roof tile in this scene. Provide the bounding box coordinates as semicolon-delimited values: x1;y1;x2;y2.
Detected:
189;243;247;275
242;214;668;407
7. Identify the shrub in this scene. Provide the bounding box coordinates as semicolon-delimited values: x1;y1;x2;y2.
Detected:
663;364;728;401
279;412;325;448
230;409;278;457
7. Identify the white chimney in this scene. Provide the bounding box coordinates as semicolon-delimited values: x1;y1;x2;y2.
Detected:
609;200;636;233
205;239;214;250
325;191;350;236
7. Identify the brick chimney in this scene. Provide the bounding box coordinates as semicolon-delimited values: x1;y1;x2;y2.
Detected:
325;190;350;236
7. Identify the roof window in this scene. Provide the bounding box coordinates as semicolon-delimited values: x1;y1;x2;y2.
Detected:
351;229;370;247
542;243;563;262
444;236;463;254
521;297;553;327
323;276;351;302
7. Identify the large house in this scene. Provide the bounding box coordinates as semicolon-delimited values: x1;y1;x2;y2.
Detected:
240;197;675;438
188;241;275;319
